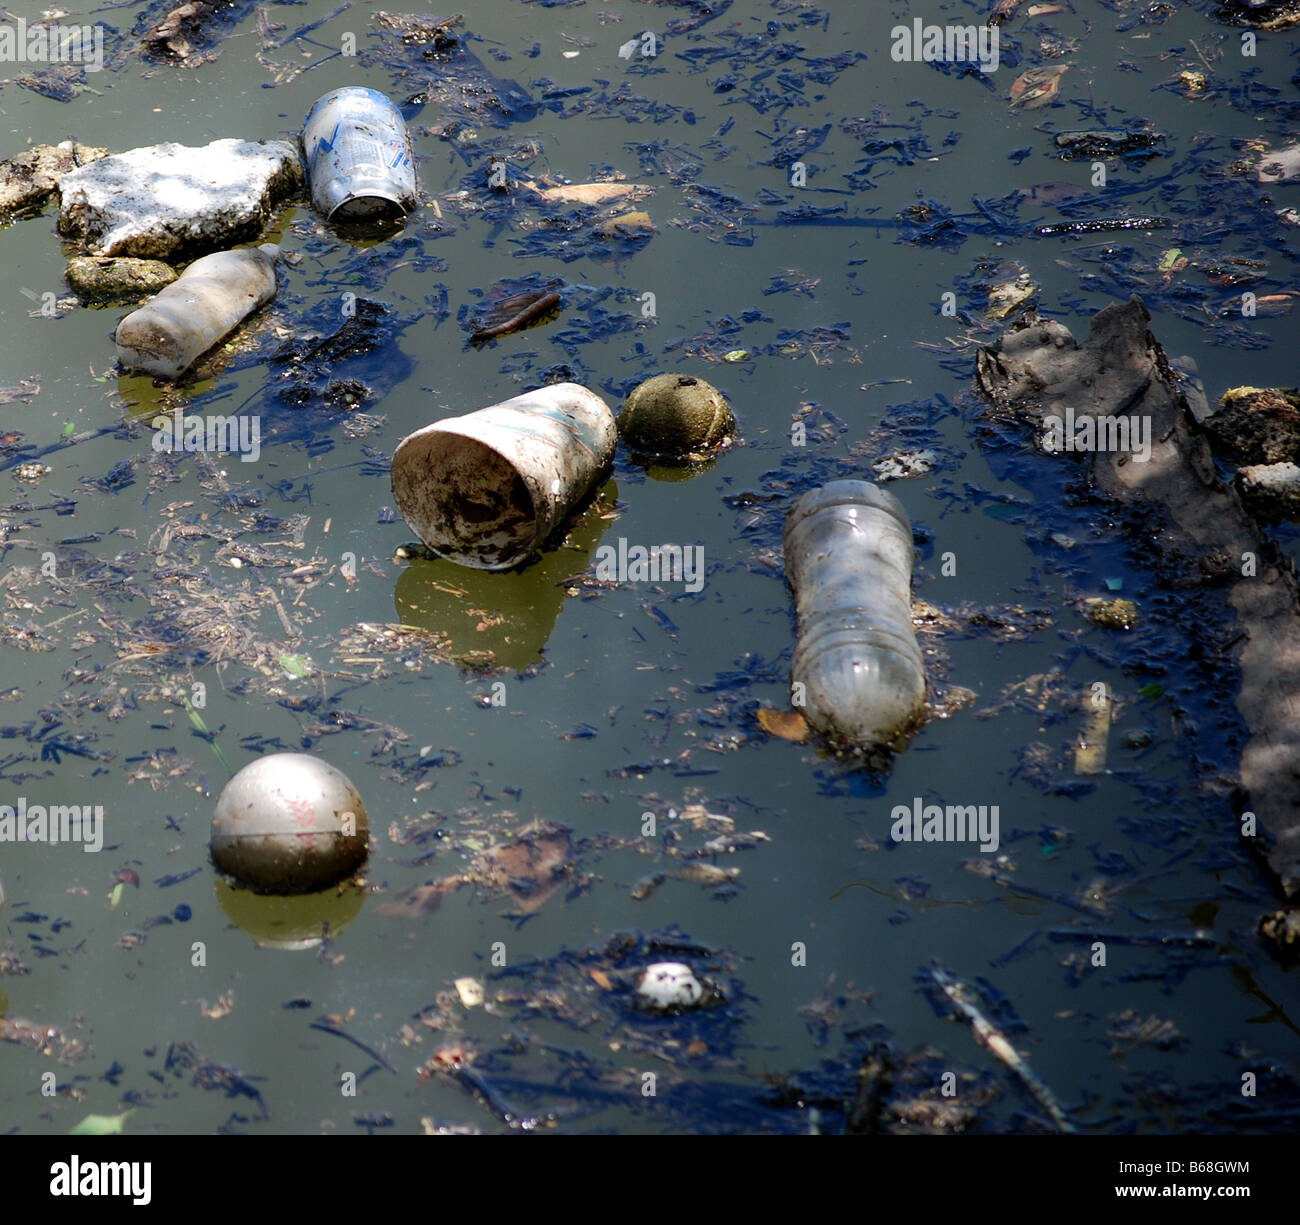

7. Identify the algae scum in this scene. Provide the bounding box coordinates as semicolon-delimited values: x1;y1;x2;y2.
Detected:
0;0;1298;1135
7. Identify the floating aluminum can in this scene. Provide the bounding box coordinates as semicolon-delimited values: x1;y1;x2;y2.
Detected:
391;383;617;571
301;86;417;223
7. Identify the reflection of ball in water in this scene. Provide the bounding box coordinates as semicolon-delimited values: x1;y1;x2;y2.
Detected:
215;878;366;950
211;753;369;894
635;962;707;1011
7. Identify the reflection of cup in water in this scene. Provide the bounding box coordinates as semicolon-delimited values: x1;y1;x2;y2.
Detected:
391;384;618;571
215;879;365;951
394;479;617;672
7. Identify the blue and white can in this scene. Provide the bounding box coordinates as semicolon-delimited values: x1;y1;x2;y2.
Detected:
301;86;417;223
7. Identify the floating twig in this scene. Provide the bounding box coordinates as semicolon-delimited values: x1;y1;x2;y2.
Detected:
1047;928;1216;948
469;292;561;344
1034;217;1170;236
310;1019;398;1075
927;965;1076;1133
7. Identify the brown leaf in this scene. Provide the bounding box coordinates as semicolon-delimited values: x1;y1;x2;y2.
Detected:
589;969;613;990
376;820;575;918
598;210;655;238
524;179;647;206
756;707;809;741
375;877;457;918
1009;65;1068;109
200;991;234;1019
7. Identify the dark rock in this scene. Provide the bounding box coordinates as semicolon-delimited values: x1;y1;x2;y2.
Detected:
1203;386;1300;465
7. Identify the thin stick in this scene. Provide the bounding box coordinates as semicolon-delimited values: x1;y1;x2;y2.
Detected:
470;293;561;344
310;1020;398;1075
928;966;1076;1133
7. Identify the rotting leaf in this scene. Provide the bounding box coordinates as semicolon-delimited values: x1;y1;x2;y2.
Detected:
278;652;314;679
377;820;578;918
200;992;234;1020
523;179;648;206
0;378;39;405
598;210;655;239
1009;65;1067;109
756;707;809;741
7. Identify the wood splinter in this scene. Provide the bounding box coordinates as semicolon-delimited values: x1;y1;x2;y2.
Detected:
469;292;562;344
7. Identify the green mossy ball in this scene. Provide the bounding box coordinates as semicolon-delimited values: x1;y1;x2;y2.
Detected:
618;374;735;459
211;753;370;894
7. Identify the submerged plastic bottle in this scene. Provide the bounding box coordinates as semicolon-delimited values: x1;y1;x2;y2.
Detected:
782;480;927;748
115;244;279;379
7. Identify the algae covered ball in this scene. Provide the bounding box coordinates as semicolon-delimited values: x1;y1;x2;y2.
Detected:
211;753;370;894
617;373;735;460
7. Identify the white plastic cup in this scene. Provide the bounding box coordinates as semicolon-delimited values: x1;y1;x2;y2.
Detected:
391;383;617;570
783;480;927;747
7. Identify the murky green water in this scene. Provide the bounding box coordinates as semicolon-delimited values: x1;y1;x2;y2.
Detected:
0;0;1297;1134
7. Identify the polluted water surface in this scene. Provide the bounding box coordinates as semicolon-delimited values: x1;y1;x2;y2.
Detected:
0;0;1296;1149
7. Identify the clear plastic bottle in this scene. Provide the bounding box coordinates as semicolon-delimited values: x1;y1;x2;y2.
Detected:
782;480;927;747
115;244;279;379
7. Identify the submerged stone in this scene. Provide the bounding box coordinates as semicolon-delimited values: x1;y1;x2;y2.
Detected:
0;142;106;218
66;255;177;302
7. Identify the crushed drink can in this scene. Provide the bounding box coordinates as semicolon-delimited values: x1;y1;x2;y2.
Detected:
301;86;417;223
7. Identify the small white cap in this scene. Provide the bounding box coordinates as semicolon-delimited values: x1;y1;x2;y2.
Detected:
635;962;705;1011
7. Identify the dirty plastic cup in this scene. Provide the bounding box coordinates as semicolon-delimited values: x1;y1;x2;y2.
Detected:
114;244;279;379
391;383;617;571
301;86;417;223
782;480;927;747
